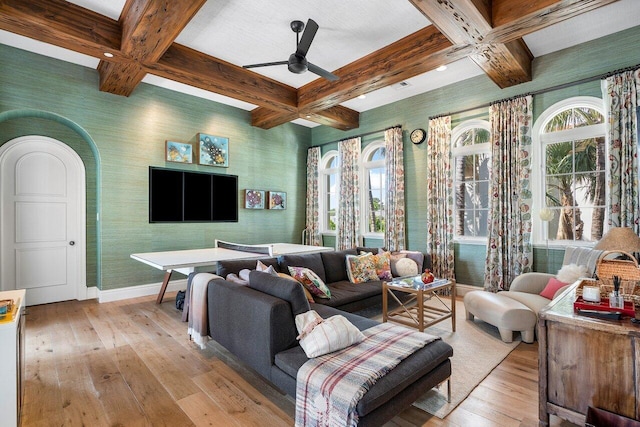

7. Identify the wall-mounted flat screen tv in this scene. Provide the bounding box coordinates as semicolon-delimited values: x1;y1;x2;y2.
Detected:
149;166;238;223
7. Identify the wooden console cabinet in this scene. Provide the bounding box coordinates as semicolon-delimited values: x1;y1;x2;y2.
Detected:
0;289;26;427
538;283;640;426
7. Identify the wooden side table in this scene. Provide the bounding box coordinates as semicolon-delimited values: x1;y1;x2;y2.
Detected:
382;277;456;332
538;281;640;426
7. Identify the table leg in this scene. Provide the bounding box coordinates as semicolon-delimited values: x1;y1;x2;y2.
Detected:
382;282;388;323
418;289;424;332
156;270;173;304
451;281;456;332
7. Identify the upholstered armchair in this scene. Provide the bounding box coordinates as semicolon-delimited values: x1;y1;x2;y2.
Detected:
501;246;604;315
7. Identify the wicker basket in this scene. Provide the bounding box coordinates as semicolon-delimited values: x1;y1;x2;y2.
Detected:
582;251;640;304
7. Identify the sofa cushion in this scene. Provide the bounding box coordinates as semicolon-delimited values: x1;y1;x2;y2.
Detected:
311;280;382;308
248;271;310;316
279;253;327;283
321;249;357;283
500;290;551;315
217;257;280;277
369;251;393;281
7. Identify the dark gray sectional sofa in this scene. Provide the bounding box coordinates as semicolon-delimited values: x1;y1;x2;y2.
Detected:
200;248;452;426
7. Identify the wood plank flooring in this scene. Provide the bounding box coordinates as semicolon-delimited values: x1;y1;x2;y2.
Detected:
21;293;576;426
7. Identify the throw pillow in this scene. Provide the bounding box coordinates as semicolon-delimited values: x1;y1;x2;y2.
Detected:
277;272;314;303
256;260;278;276
295;310;365;358
540;277;568;300
346;253;380;283
394;257;419;277
556;263;588;284
371;251;393;281
400;250;424;272
239;268;252;282
225;273;248;285
288;266;331;299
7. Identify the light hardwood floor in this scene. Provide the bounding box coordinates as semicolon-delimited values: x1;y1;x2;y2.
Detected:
22;293;575;426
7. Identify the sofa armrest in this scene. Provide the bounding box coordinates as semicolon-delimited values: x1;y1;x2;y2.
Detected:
509;272;555;294
208;279;298;380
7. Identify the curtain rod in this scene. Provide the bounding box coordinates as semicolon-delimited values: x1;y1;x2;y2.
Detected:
312;124;402;148
428;63;640;121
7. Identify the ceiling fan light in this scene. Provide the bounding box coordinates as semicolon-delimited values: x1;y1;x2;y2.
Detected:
436;65;447;72
103;52;114;58
288;54;308;74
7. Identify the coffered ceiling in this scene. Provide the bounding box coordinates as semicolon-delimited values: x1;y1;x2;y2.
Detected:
1;0;638;130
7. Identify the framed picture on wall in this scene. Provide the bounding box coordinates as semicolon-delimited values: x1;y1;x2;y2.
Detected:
245;189;265;209
268;191;286;209
165;141;193;164
198;133;229;167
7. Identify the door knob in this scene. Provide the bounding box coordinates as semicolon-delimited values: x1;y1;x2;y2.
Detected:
69;241;75;246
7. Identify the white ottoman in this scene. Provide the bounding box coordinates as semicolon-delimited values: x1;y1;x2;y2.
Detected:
463;291;537;343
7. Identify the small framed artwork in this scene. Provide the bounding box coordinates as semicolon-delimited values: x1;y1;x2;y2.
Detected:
268;191;286;210
198;133;229;167
165;141;193;164
245;189;265;209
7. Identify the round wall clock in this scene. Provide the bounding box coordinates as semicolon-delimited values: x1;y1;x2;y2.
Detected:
410;128;426;144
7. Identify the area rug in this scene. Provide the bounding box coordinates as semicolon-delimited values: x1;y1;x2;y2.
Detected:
409;299;521;418
356;298;521;418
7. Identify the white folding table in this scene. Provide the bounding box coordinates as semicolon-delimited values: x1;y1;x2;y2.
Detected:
130;243;333;303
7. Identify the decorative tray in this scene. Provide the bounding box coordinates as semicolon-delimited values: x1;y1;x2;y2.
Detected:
573;296;635;318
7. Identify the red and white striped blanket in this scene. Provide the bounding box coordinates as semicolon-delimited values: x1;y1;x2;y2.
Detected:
295;323;439;427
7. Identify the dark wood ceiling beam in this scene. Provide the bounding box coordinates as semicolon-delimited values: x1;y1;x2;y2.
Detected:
0;0;123;59
251;108;300;130
298;26;472;112
150;44;299;112
301;106;360;130
98;0;207;96
487;0;620;44
409;0;533;88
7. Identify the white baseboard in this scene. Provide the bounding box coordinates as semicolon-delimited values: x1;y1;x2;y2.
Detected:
456;283;482;297
97;279;189;303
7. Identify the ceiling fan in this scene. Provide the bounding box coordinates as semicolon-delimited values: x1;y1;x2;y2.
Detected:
243;19;339;82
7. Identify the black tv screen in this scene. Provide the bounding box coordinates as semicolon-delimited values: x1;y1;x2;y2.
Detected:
149;167;238;223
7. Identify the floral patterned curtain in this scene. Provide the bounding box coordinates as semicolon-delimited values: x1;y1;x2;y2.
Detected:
426;117;455;280
337;137;361;250
484;95;533;292
384;126;405;251
305;146;321;246
603;69;640;233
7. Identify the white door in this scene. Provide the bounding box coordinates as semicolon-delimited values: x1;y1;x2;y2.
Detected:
0;136;86;306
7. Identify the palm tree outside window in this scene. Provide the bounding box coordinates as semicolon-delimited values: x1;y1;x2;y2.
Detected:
362;142;386;236
320;151;339;232
535;97;606;245
452;120;491;239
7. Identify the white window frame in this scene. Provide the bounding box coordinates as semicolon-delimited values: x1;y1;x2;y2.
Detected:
360;141;386;239
319;150;339;235
451;119;491;243
532;96;607;247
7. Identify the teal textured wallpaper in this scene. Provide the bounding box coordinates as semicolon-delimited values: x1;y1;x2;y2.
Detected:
0;44;311;290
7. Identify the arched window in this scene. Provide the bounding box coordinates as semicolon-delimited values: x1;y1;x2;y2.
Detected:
319;150;339;232
451;120;491;240
533;97;606;245
361;142;386;236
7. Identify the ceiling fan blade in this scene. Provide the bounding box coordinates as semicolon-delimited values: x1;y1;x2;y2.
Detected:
296;19;318;58
308;62;339;81
243;60;288;69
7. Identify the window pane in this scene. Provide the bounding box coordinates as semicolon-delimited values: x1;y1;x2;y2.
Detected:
370;147;385;161
478;181;489;208
474;129;490;144
454;130;474;147
545;141;573;175
477;153;490;180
